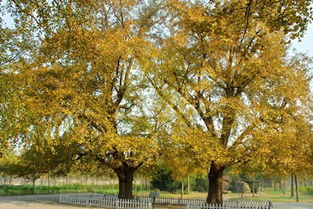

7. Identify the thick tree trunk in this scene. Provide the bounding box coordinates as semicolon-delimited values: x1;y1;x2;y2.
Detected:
206;162;224;204
117;170;134;199
113;163;143;200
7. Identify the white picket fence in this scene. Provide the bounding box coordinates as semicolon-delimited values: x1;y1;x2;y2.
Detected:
187;200;273;209
136;196;205;205
224;199;272;207
59;193;152;209
59;193;272;209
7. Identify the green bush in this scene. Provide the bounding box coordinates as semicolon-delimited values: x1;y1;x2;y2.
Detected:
192;176;207;192
151;167;181;192
299;186;313;195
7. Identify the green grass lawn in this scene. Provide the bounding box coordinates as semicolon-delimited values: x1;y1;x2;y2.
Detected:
136;187;313;203
0;184;119;196
0;183;153;196
240;187;313;203
174;187;313;203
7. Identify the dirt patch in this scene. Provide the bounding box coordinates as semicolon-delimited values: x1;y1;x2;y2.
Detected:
154;205;185;209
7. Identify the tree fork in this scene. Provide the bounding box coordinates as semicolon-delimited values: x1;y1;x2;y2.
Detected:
114;163;143;199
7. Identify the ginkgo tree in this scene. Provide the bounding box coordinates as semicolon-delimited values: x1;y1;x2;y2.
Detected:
144;0;313;204
2;0;161;199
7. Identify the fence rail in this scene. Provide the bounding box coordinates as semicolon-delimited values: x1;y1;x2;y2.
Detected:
59;193;152;209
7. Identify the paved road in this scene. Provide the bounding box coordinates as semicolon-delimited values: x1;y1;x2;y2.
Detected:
273;202;313;209
0;195;313;209
0;194;100;209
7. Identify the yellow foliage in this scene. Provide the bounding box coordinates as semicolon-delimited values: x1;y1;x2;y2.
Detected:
145;0;313;180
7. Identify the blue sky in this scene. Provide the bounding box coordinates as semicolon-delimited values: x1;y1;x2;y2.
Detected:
291;23;313;58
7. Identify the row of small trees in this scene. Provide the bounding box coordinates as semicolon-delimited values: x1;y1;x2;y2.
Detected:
1;0;313;204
